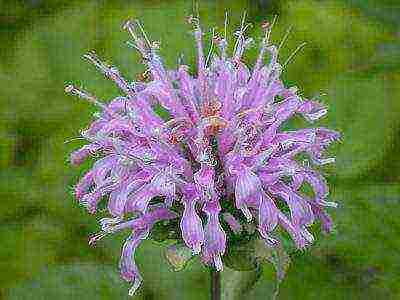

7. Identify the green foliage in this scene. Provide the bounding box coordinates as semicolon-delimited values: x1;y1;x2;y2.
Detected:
1;0;399;299
224;238;260;271
165;243;194;272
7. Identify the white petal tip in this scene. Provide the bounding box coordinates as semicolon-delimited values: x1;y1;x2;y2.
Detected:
128;278;142;296
243;209;253;222
313;157;335;165
320;200;339;208
214;255;223;272
192;244;201;255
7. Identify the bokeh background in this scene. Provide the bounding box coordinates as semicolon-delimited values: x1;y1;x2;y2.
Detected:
1;0;399;299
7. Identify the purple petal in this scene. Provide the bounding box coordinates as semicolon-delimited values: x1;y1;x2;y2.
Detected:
125;184;157;213
269;182;314;227
274;96;301;122
177;65;200;123
303;169;329;199
194;164;214;188
297;100;328;122
142;80;188;118
202;200;226;271
310;202;333;234
234;167;262;221
67;16;342;294
70;144;100;166
222;212;242;234
151;169;176;200
180;184;204;254
92;155;118;186
291;172;304;190
277;212;308;249
75;171;94;200
108;169;155;216
236;61;250;86
258;192;278;239
119;228;148;295
80;189;102;214
194;164;216;199
84;119;108;136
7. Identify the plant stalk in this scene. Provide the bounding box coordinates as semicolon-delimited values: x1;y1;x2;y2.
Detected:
211;269;221;300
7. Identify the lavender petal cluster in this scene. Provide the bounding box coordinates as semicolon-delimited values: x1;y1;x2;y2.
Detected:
66;16;340;295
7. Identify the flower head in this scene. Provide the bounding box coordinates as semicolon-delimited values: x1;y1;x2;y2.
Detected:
66;15;340;295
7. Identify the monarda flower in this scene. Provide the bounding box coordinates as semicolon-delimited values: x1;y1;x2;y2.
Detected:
66;14;340;296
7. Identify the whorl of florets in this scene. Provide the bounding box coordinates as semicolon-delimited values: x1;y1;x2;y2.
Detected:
66;13;340;295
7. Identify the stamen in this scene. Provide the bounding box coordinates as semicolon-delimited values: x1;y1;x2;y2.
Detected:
236;108;258;118
65;86;121;121
177;53;185;66
242;22;253;34
135;20;152;49
63;137;87;144
123;20;139;40
202;116;228;130
205;27;216;68
283;42;307;69
65;84;105;109
136;69;151;82
224;10;228;41
265;236;279;247
126;41;143;53
88;231;108;247
261;21;270;31
152;40;161;50
212;11;229;59
186;11;201;31
83;51;133;94
123;20;149;59
194;0;200;19
163;117;189;128
240;10;247;31
82;51;109;73
265;15;278;44
277;25;293;53
100;216;123;232
233;13;253;60
243;37;254;49
233;10;247;55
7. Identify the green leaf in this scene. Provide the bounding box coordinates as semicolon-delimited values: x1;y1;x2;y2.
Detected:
165;243;194;272
221;266;262;300
254;240;291;282
223;238;259;271
269;183;400;299
325;70;400;180
103;239;209;299
5;264;139;300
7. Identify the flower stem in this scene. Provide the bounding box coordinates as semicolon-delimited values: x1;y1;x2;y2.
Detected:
211;269;221;300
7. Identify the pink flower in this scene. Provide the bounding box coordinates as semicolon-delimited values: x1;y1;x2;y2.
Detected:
66;15;340;295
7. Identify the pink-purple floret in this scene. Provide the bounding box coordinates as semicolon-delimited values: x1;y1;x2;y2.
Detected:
66;16;340;295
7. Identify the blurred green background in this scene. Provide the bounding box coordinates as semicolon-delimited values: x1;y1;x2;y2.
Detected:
1;0;399;299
